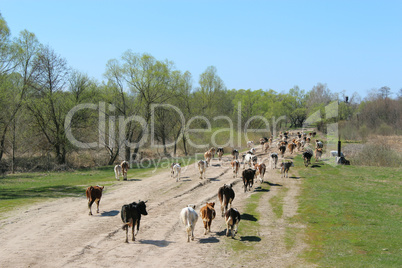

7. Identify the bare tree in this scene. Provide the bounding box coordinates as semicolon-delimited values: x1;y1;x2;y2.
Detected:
26;45;71;164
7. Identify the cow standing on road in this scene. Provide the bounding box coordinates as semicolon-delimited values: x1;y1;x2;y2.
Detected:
86;185;104;215
218;184;235;217
180;205;198;242
225;208;241;238
121;200;148;243
200;202;216;235
242;168;256;192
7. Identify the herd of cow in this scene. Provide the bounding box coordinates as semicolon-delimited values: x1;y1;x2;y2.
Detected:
85;130;324;243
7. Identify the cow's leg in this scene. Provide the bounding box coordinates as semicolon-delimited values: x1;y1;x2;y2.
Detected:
132;225;135;241
208;220;212;233
135;219;140;235
88;200;94;215
233;222;239;238
125;226;129;243
226;224;230;237
203;220;208;235
95;199;100;213
191;226;195;241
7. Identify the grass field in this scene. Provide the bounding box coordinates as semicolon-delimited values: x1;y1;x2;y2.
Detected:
293;155;402;267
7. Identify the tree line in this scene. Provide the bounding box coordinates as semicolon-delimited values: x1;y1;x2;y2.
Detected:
0;14;401;172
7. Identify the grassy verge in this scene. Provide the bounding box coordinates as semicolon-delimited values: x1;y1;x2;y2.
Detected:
0;156;198;218
225;183;270;253
293;155;402;267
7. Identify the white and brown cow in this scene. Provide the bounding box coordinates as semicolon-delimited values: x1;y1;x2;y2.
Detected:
254;163;266;183
225;208;241;238
315;148;323;161
231;160;240;178
243;153;257;169
121;160;129;180
218;184;235;217
86;185;104;215
180;205;198;242
197;160;208;179
200;202;216;235
209;147;216;159
204;150;212;164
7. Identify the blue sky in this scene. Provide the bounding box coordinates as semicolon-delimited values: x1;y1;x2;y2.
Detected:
1;0;401;99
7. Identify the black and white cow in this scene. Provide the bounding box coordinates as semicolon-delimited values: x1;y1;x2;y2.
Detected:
225;208;241;238
121;200;148;243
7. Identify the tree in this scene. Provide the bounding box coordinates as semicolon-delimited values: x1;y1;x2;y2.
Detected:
194;66;226;118
378;86;391;99
26;45;71;164
0;13;17;75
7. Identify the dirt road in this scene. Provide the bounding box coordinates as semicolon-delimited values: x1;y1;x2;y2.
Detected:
0;146;311;267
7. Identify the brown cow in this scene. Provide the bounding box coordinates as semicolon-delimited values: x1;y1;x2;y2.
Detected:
86;185;104;215
242;168;256;192
200;202;216;235
288;143;296;154
279;145;286;157
315;148;323;161
218;184;235;217
231;160;240;178
263;142;270;153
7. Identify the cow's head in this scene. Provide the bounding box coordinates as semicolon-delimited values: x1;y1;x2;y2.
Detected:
137;200;148;215
207;202;215;208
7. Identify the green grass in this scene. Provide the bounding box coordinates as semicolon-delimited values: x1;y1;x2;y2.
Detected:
293;155;402;267
0;156;198;218
226;182;269;252
269;186;289;218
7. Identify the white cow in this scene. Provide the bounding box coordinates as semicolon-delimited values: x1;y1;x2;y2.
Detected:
172;163;181;182
197;160;208;179
247;141;254;148
180;205;198;242
243;153;256;169
114;164;122;180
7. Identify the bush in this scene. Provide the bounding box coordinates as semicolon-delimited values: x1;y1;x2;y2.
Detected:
350;140;402;167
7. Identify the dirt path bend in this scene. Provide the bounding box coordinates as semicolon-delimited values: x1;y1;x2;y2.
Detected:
0;145;311;268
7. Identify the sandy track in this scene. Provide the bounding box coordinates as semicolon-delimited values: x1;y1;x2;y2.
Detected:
0;145;311;268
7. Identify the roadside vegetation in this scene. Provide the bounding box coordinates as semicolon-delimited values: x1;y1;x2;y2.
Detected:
294;155;402;267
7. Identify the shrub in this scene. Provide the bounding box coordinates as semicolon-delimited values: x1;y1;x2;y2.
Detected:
350;140;402;167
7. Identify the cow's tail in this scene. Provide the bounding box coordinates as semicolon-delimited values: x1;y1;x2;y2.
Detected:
186;212;193;234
